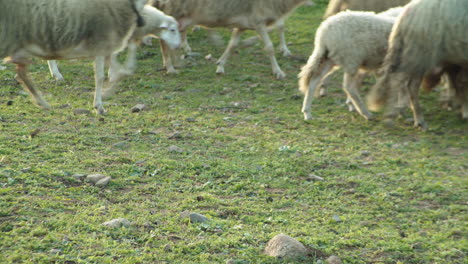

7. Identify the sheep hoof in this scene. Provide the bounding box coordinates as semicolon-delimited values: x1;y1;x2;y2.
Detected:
216;67;225;75
281;50;292;57
303;112;313;120
414;121;428;131
95;105;107;115
275;71;286;80
166;68;179;74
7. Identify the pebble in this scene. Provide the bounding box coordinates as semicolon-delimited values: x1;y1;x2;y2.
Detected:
264;234;310;259
86;174;107;184
102;218;131;228
131;104;146;113
73;108;91;115
189;213;209;224
327;255;342;264
95;176;111;187
168;145;184;153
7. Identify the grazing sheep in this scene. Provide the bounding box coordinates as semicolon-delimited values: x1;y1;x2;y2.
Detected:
298;8;403;120
324;0;410;18
47;5;181;85
1;0;147;114
151;0;308;79
367;0;468;129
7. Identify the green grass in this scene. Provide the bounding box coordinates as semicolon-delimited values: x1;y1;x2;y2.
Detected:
0;2;466;263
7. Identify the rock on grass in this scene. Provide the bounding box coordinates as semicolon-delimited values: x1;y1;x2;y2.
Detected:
102;218;131;228
264;234;310;259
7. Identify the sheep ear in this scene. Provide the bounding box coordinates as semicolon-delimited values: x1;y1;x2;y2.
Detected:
159;21;169;29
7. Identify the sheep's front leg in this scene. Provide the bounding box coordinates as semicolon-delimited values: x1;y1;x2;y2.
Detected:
47;60;64;81
93;56;106;115
216;28;242;75
15;62;51;109
406;77;427;129
160;39;178;74
255;25;285;79
276;20;291;57
301;60;335;120
343;72;373;120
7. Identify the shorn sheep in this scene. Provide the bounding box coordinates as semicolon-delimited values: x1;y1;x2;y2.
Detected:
298;8;403;121
367;0;468;129
151;0;308;79
47;5;181;84
324;0;410;18
1;0;147;114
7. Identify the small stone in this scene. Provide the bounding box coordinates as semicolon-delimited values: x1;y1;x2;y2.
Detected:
204;54;213;60
72;174;87;181
112;141;128;149
168;132;183;139
73;108;91;115
21;167;32;173
226;259;235;264
102;218;131;228
189;213;209;224
49;249;61;255
163;244;173;252
264;234;310;259
168;145;184;153
360;151;371;157
326;255;342;264
95;176;111;187
180;210;191;218
307;174;324;181
86;174;107;184
131;104;146;113
332;215;342;222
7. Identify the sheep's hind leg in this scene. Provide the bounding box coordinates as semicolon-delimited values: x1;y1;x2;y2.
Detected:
343;72;373;120
15;63;51;109
406;77;427;129
216;28;242;75
302;60;335;120
256;24;285;79
276;20;291;57
47;60;64;81
93;56;106;115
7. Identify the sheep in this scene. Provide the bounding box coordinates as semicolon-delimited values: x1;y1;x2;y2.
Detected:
1;0;148;114
47;5;181;86
298;8;404;121
367;0;468;129
151;0;309;79
324;0;411;18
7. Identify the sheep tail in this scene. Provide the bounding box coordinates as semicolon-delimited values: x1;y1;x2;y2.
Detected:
298;45;326;94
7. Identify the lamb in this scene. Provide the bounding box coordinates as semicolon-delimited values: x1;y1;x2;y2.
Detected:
151;0;309;79
1;0;148;114
47;5;181;85
367;0;468;129
298;8;403;121
324;0;411;18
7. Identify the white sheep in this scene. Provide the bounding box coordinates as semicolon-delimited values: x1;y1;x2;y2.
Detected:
152;0;309;79
1;0;147;114
368;0;468;129
298;8;403;121
324;0;410;18
47;5;181;86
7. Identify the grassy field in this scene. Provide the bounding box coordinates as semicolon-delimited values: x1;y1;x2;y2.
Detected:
0;2;466;263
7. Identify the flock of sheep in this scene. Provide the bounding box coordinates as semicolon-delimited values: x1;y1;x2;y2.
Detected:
1;0;467;130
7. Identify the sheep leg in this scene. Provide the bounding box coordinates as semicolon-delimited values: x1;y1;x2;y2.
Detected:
316;66;339;97
343;72;373;120
255;25;286;79
301;60;335;120
276;20;291;57
181;30;192;54
124;42;138;74
160;39;178;74
47;60;64;81
15;63;51;109
216;28;243;75
406;77;427;129
93;56;106;115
